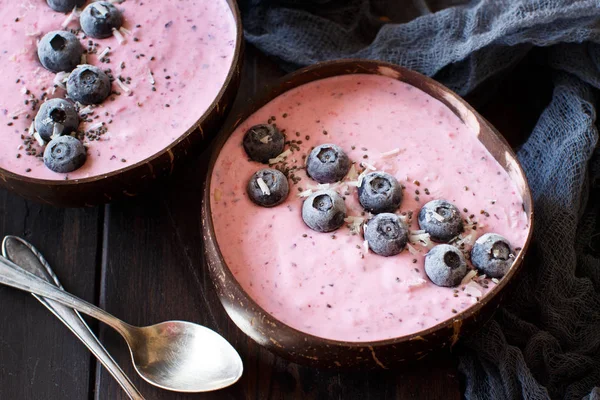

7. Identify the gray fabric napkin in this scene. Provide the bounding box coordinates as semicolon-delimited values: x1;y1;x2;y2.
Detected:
238;1;600;398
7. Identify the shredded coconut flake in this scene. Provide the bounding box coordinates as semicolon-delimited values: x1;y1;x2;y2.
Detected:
148;69;155;85
346;180;359;187
345;216;365;234
256;178;270;195
95;2;110;16
362;240;369;253
52;123;64;138
98;46;111;59
61;6;80;28
88;122;104;131
492;278;500;284
409;232;433;247
361;161;377;171
405;278;427;288
297;189;313;198
259;136;271;144
115;78;131;93
33;131;45;147
112;28;126;44
28;122;35;136
357;168;371;186
455;230;478;248
398;214;410;224
268;149;292;165
407;243;420;256
53;72;70;89
11;109;28;118
465;281;483;298
461;270;478;285
79;106;93;115
380;148;400;158
119;27;132;36
431;211;445;222
345;164;358;181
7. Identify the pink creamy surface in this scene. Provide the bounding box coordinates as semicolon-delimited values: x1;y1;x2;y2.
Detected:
0;0;236;180
210;74;530;342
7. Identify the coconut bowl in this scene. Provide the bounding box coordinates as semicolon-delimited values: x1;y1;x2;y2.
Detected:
201;59;534;369
0;0;243;208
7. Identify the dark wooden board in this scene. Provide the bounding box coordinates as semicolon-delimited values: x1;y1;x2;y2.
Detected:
94;45;461;400
0;193;101;399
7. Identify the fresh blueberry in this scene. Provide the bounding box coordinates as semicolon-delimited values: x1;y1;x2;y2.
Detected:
47;0;86;13
418;200;464;243
242;124;285;163
302;190;347;233
67;65;111;105
424;244;467;287
306;144;351;184
80;1;123;39
358;172;403;214
34;99;80;142
43;135;87;173
364;213;408;257
247;168;289;207
37;31;83;73
471;233;514;278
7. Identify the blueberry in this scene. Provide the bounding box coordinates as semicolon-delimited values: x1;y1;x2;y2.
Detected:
34;99;80;142
242;124;285;163
358;172;403;214
306;144;351;184
247;168;289;207
67;65;111;105
43;135;87;173
37;31;83;73
418;200;464;243
471;233;514;278
364;213;408;257
47;0;86;13
302;190;347;233
424;244;467;287
80;1;123;39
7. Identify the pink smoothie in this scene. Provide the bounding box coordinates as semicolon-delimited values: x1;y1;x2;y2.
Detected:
0;0;237;180
210;74;530;342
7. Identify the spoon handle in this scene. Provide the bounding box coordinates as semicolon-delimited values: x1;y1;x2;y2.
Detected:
0;255;134;342
1;237;145;400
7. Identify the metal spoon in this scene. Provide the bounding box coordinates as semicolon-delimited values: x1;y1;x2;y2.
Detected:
0;255;243;393
2;236;145;400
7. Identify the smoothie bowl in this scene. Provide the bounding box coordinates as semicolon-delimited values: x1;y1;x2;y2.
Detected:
202;60;534;369
0;0;242;207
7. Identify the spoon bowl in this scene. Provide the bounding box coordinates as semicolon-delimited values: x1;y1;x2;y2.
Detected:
128;321;243;392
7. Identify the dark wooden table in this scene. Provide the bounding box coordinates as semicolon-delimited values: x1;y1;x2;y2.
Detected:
0;44;547;399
